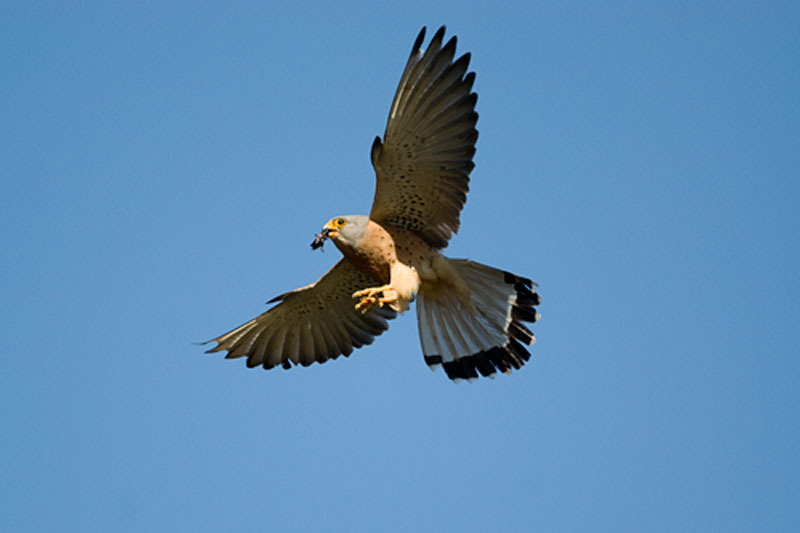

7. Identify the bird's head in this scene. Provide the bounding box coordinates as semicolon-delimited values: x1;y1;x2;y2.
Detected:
311;215;369;251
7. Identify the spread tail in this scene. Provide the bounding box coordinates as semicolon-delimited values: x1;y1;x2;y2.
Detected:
416;259;540;381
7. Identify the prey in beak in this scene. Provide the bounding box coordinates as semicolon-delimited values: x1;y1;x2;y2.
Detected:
310;228;332;250
311;221;341;251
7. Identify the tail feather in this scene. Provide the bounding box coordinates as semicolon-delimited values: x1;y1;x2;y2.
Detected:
416;259;540;381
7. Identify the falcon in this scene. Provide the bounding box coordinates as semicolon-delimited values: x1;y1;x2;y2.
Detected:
204;26;541;381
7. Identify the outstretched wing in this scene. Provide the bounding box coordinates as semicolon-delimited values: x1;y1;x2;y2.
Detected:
204;260;396;370
369;26;478;249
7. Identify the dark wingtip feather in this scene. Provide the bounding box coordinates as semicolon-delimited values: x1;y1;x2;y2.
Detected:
428;26;446;52
463;72;476;94
371;135;382;166
202;339;223;354
443;35;457;57
412;27;426;56
195;338;217;353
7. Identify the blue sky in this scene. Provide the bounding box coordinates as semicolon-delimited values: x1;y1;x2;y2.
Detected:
2;2;799;531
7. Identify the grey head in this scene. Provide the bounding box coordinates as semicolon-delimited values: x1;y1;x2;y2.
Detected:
310;214;370;252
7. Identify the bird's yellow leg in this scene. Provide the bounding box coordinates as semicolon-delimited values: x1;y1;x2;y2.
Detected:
353;285;399;313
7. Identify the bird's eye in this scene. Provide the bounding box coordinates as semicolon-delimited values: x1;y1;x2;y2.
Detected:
336;218;346;227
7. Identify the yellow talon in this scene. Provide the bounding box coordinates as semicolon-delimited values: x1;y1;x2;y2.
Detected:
352;286;397;313
354;296;379;313
353;287;383;299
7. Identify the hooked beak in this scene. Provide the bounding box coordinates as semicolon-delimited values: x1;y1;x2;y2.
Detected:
310;222;339;250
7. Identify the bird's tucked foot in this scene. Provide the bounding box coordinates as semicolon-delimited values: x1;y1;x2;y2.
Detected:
353;285;398;313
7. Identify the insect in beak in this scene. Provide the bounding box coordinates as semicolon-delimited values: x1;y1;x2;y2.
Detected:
311;227;333;250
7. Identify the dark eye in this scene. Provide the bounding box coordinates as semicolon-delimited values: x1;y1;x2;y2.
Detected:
336;218;346;227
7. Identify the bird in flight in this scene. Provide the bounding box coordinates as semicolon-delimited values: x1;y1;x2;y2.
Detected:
204;26;541;381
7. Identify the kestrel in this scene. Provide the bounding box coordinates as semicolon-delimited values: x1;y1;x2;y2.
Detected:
204;26;541;381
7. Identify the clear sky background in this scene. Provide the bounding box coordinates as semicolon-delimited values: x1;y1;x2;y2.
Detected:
2;2;799;532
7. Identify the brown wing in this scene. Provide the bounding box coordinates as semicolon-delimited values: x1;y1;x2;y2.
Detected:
204;260;396;370
369;26;478;249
